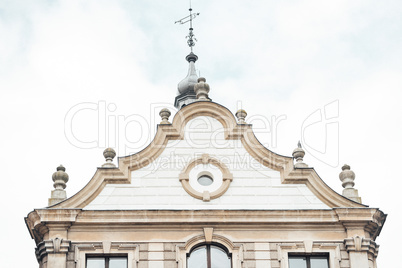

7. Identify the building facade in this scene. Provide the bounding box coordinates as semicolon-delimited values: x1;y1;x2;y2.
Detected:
25;53;386;268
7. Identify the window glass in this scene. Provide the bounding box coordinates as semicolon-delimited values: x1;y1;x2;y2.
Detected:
188;246;207;268
198;175;213;186
188;244;231;268
289;257;307;268
289;256;328;268
87;257;127;268
87;258;105;268
210;246;231;268
110;257;128;268
310;257;329;268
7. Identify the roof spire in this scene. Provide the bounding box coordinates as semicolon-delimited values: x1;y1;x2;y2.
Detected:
174;2;201;109
175;0;200;53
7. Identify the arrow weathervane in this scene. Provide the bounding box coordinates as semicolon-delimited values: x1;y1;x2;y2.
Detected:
175;3;200;52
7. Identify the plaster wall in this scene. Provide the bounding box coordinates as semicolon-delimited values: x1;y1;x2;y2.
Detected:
85;116;329;210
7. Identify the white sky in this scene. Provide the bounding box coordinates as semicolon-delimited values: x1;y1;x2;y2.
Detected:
1;0;401;266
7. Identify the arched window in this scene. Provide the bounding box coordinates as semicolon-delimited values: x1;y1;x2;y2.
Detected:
187;244;231;268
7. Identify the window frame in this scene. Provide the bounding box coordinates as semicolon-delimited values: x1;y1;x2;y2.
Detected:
276;242;342;268
187;243;233;268
288;253;330;268
86;255;128;268
74;243;139;268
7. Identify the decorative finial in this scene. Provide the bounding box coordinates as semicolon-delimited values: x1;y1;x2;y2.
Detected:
292;141;308;168
48;165;69;206
102;148;116;168
194;77;210;101
159;108;171;124
175;2;200;52
339;164;361;203
174;2;202;109
235;109;247;124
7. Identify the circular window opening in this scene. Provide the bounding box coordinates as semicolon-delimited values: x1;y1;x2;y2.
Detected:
198;175;214;186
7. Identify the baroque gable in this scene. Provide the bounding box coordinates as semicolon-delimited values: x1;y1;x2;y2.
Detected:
48;101;364;210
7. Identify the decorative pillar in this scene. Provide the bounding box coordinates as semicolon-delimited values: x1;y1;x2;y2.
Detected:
344;236;378;268
37;237;71;268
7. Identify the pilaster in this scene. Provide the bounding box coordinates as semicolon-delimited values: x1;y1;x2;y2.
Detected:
37;238;71;268
344;236;379;268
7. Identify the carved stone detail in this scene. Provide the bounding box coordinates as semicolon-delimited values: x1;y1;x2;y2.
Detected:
235;109;247;124
344;236;379;256
102;148;116;168
103;241;112;253
339;164;361;203
179;154;233;201
194;77;210;101
49;165;69;206
203;228;214;243
159;108;172;124
36;238;71;262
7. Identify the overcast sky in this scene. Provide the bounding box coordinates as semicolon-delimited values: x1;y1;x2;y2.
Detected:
1;0;401;266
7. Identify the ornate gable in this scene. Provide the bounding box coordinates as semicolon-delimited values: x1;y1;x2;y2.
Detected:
48;100;364;210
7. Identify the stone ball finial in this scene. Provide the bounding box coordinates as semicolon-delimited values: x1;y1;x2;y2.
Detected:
235;109;247;124
292;141;308;168
194;77;210;101
49;165;69;206
339;164;355;189
159;108;171;124
52;165;69;190
339;164;361;203
102;148;116;168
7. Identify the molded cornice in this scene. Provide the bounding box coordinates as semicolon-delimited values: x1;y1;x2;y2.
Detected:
25;208;386;246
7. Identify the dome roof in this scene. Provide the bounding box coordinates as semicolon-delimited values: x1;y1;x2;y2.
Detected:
177;53;198;94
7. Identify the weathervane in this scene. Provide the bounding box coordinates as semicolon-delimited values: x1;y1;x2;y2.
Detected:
175;1;200;52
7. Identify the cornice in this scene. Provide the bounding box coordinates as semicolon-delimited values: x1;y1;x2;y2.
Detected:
25;209;81;245
334;207;386;239
284;168;366;208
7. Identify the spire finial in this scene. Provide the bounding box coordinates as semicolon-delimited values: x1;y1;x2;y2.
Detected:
159;108;172;124
235;109;247;124
292;142;308;168
102;148;116;168
194;77;210;101
339;164;361;203
48;165;69;206
175;1;200;53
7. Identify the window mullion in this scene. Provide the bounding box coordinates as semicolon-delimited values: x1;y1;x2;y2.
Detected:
207;245;211;268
